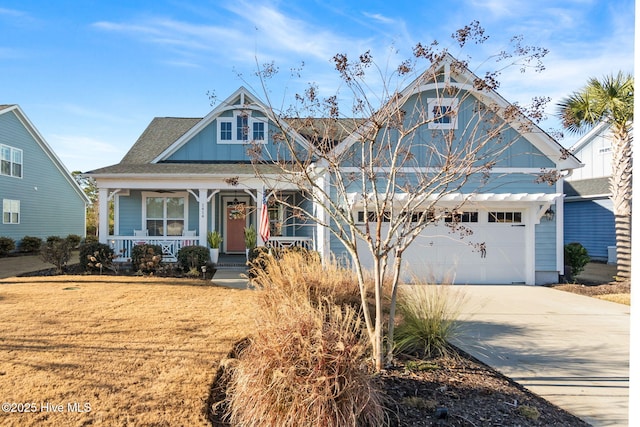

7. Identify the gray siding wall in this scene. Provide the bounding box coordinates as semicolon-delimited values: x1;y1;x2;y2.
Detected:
0;110;85;246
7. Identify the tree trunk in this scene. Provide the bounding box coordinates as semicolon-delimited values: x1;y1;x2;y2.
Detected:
610;126;632;281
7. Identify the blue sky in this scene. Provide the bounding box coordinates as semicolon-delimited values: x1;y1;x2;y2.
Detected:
1;0;635;173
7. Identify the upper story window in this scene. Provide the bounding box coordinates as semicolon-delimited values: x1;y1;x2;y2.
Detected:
2;199;20;224
218;111;266;144
1;144;22;178
428;98;458;130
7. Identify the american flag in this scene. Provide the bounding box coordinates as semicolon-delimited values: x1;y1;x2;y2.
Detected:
259;191;270;243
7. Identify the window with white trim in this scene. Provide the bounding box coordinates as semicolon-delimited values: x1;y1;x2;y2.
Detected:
428;98;458;129
444;211;478;223
218;111;266;144
144;195;186;236
2;199;20;224
488;211;522;223
1;144;23;178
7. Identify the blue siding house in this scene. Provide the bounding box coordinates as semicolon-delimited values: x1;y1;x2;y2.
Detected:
0;105;88;248
564;123;619;262
87;56;581;284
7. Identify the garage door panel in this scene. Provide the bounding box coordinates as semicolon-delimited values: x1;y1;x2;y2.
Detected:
355;212;527;284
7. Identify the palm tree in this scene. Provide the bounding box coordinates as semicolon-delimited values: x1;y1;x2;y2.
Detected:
558;72;633;281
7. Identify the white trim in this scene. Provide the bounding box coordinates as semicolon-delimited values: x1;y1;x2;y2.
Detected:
556;180;564;275
427;97;459;129
337;166;554;174
141;191;190;237
217;110;268;145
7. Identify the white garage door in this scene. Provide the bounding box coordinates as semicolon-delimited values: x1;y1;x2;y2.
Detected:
357;209;528;284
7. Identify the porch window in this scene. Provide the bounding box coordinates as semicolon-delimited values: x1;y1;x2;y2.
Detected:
1;144;22;178
145;196;185;236
2;199;20;224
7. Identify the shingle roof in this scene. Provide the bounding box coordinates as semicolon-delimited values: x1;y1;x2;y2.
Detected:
86;162;282;175
564;177;611;198
119;117;201;164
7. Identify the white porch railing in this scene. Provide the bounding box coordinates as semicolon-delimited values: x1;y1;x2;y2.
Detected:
108;236;314;262
108;236;200;263
266;236;314;251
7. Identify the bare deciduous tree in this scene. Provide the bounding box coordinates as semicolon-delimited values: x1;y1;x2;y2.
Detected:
246;22;550;370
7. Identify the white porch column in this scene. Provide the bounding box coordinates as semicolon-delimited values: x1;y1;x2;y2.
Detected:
556;179;565;276
525;207;536;286
98;188;109;243
257;187;266;247
315;175;330;262
198;188;208;247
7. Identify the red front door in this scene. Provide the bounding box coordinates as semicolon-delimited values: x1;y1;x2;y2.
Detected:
226;201;247;253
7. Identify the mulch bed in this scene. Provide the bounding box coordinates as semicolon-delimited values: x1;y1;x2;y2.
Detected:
207;344;589;427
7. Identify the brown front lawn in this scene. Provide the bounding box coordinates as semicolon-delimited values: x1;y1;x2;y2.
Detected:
0;276;256;427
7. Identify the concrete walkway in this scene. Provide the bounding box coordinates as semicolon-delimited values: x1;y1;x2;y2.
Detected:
452;285;630;427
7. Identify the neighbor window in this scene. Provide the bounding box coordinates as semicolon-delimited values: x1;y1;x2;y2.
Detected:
428;98;458;129
2;199;20;224
488;211;522;223
145;196;185;236
1;144;22;178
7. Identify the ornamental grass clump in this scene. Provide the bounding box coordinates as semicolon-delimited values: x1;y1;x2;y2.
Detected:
226;251;386;426
249;249;361;308
394;281;468;358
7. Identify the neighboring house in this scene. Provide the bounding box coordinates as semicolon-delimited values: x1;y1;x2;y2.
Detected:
564;122;617;262
0;105;88;248
86;56;581;285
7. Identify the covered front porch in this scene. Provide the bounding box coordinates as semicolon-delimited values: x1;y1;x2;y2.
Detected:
98;182;315;263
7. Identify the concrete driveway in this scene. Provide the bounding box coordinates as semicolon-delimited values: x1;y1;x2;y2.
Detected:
451;285;630;427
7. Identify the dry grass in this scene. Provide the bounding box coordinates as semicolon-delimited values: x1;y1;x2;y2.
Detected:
0;275;257;427
552;281;631;305
227;252;387;426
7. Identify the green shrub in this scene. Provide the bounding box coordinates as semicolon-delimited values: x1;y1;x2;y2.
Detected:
0;236;15;256
40;236;73;274
394;282;467;358
19;236;43;253
131;244;163;273
83;235;99;244
66;234;82;248
176;245;209;271
79;241;116;273
564;242;590;279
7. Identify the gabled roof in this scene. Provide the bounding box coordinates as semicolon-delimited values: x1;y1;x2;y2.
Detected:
150;86;312;163
0;104;90;203
330;53;582;171
119;117;201;164
568;122;612;154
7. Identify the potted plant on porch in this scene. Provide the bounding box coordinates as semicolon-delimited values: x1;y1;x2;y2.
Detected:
207;230;222;264
243;227;257;260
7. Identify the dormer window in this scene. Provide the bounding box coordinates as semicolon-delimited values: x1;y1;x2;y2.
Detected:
218;111;266;144
428;98;458;129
